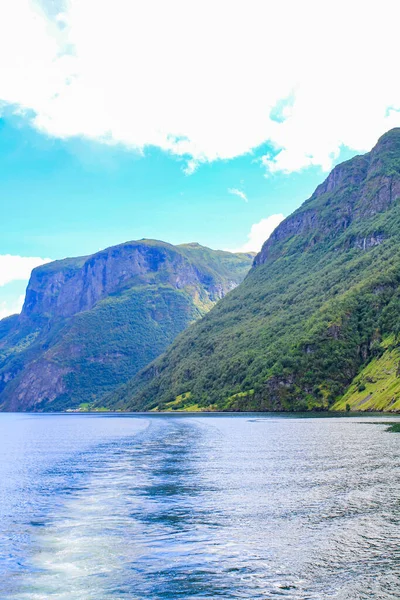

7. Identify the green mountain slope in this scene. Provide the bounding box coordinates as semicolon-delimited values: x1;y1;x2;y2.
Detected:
333;336;400;412
107;129;400;413
0;240;253;411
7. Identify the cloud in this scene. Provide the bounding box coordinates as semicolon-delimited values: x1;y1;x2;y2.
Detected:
0;295;25;320
228;188;248;203
183;159;198;176
0;255;51;287
0;1;399;173
233;214;285;253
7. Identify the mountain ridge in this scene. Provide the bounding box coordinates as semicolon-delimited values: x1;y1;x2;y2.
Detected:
255;128;400;266
105;128;400;413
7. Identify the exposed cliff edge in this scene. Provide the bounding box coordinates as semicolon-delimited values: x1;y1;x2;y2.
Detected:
254;128;400;266
0;240;253;411
107;129;400;413
22;240;242;321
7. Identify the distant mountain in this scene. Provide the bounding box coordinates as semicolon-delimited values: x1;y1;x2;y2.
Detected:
107;129;400;413
0;240;253;411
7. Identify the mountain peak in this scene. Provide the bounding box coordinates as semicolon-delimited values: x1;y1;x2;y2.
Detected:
0;239;253;411
375;127;400;147
254;129;400;266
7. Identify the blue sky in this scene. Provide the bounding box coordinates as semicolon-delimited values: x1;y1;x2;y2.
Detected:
0;113;355;317
0;113;333;258
0;0;399;318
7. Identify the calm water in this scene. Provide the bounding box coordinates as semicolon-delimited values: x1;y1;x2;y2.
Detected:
0;413;400;599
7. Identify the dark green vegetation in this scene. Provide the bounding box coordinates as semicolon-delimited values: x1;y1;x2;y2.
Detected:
387;423;400;432
366;422;400;432
106;129;400;413
0;241;253;411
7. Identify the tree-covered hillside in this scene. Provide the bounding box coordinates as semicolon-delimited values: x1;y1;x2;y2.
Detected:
0;240;253;411
106;129;400;413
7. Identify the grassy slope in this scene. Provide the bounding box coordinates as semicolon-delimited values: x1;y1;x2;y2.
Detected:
178;243;255;281
334;336;400;412
107;131;400;413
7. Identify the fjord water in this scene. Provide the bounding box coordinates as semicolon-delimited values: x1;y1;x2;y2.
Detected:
1;414;399;599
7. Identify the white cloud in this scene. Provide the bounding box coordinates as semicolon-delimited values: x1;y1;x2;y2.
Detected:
228;188;248;203
183;159;198;176
0;295;25;320
0;255;51;287
0;1;399;173
233;214;285;253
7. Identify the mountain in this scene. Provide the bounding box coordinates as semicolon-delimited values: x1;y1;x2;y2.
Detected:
106;128;400;413
0;240;253;411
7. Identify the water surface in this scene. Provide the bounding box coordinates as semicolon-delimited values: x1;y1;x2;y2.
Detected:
0;413;399;599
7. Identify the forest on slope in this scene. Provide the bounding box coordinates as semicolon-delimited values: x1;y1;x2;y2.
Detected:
105;129;400;413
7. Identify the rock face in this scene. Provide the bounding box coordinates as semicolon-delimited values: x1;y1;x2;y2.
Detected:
0;240;253;411
22;241;237;321
254;128;400;266
109;128;400;413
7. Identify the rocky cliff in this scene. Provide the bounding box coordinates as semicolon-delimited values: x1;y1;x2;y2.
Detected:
0;240;253;411
254;128;400;265
22;240;239;321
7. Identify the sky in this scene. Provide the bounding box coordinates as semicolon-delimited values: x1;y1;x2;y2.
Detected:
1;0;399;318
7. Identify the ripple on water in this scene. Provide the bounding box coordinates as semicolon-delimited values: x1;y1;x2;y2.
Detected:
0;414;400;599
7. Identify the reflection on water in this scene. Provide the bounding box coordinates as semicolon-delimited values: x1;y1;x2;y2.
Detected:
1;413;400;599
